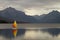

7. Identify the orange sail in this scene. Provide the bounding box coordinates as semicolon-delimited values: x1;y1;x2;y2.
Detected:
12;29;17;37
12;21;17;37
12;21;17;28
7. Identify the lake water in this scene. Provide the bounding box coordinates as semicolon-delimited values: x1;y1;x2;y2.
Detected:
0;24;60;40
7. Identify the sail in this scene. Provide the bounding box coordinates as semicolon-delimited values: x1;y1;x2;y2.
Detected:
12;21;17;28
12;20;17;37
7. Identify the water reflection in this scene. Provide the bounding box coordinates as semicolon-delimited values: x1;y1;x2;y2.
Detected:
41;28;60;36
0;28;60;40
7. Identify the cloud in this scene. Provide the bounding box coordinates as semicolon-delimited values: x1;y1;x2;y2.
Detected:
0;0;60;9
0;0;60;15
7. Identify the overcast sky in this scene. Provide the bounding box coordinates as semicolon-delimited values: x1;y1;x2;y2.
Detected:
0;0;60;16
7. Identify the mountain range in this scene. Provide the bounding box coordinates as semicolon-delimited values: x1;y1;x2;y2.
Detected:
0;7;60;23
0;7;37;23
39;10;60;23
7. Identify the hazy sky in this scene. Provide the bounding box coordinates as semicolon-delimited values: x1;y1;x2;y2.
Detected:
0;0;60;16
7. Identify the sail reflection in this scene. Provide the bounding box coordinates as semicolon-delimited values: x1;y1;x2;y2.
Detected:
0;28;60;40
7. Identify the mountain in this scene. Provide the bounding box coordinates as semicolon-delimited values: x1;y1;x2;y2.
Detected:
0;7;37;23
0;7;60;23
34;14;46;20
39;10;60;23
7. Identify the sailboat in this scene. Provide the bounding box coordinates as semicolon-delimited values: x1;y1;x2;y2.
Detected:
12;20;17;37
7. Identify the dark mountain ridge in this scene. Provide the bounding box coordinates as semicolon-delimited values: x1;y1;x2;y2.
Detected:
0;7;60;23
39;10;60;23
0;7;37;23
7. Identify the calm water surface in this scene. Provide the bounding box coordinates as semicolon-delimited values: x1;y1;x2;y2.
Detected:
0;24;60;40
